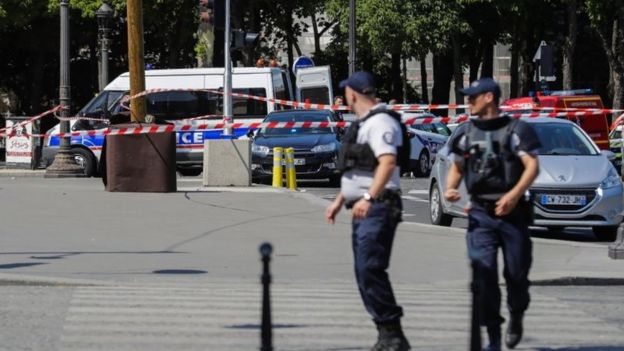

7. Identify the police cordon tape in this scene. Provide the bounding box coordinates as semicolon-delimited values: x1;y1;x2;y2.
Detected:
123;87;624;114
0;110;609;139
0;105;65;135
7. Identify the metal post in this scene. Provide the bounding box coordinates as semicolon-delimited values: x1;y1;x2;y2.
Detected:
259;242;273;351
97;2;114;91
348;0;356;76
45;0;85;178
100;35;109;91
470;259;482;351
223;0;233;136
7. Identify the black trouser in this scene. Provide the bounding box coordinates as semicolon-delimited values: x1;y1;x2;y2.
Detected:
350;193;404;324
467;200;533;328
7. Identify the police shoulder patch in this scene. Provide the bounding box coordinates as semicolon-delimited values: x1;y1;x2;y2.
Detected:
383;131;395;144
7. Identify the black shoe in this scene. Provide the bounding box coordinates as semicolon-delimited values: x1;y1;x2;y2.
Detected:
484;326;501;351
505;313;524;349
371;323;411;351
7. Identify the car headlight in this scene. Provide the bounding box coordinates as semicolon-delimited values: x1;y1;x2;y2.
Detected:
252;144;270;157
601;168;621;189
311;143;336;153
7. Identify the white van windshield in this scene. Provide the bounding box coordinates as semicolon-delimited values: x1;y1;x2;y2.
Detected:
79;91;125;116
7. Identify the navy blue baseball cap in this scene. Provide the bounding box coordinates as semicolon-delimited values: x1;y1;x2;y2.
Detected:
339;71;376;95
460;78;501;99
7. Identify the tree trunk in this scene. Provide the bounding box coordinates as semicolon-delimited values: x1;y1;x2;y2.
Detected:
391;48;402;101
519;38;533;96
562;0;577;90
311;13;322;57
468;42;482;83
452;34;464;106
420;53;429;103
613;70;623;110
432;51;453;115
481;43;494;78
402;56;408;103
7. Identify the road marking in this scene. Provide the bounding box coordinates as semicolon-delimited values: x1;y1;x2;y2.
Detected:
408;189;429;195
401;195;429;203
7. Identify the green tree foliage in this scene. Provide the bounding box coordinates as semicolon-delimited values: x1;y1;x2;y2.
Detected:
1;0;622;118
584;0;624;109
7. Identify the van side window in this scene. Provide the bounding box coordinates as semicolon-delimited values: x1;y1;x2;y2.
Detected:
145;91;219;121
232;88;268;117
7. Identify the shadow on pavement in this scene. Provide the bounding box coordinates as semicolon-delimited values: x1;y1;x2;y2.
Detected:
530;227;605;243
224;324;306;329
152;269;206;275
0;262;47;269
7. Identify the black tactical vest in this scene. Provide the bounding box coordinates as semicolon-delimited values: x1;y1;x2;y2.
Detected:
337;108;410;173
463;116;524;198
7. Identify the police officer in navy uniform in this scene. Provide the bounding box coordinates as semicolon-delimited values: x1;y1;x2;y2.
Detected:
325;71;410;351
445;78;541;351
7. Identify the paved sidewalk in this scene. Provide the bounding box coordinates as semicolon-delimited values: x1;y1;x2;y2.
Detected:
0;178;622;350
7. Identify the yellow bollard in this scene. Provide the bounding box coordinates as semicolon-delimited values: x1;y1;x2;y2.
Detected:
285;147;297;190
272;147;284;188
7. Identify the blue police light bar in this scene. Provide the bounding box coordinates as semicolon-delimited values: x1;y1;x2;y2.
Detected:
546;89;593;96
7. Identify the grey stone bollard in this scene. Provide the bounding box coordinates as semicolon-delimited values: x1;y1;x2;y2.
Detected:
608;223;624;259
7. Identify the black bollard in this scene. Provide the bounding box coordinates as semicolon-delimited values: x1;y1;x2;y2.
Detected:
469;258;482;351
259;242;273;351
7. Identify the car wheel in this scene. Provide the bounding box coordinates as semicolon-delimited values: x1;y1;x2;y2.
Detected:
429;182;453;226
72;148;96;177
592;226;618;241
414;150;430;177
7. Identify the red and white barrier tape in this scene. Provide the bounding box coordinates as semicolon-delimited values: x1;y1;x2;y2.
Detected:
0;105;64;134
3;111;604;139
122;88;624;115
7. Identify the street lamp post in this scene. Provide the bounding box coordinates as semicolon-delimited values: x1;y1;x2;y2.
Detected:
97;2;114;91
45;0;85;178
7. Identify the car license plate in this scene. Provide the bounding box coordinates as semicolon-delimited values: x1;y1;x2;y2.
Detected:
281;159;306;166
540;194;587;205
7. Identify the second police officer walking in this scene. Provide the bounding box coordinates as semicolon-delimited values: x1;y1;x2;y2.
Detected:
445;78;541;351
325;71;411;351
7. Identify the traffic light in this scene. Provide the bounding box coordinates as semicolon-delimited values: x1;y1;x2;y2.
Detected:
232;30;259;50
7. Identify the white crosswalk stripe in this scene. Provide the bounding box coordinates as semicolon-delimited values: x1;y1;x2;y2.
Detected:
58;282;624;351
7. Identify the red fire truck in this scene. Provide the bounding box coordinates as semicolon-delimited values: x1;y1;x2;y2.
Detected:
501;89;610;150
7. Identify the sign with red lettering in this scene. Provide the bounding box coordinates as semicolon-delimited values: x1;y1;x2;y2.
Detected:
5;120;33;165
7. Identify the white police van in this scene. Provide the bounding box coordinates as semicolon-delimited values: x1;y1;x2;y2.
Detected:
401;112;451;177
43;66;333;176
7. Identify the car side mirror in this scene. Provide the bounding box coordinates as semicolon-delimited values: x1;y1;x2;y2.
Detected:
601;149;616;161
247;129;256;139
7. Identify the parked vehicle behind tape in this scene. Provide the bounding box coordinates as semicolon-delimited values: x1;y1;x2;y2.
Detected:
42;66;334;177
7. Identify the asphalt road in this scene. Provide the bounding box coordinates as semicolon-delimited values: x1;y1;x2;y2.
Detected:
293;175;616;246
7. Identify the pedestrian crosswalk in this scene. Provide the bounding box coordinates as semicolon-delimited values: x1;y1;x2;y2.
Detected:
58;281;624;351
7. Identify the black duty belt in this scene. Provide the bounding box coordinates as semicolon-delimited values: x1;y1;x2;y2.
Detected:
345;189;402;209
